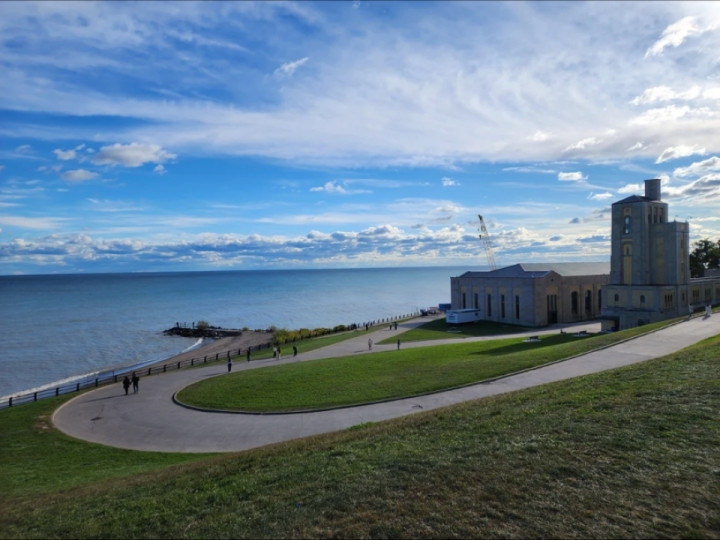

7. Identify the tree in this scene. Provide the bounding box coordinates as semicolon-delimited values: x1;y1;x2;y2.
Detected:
689;238;720;278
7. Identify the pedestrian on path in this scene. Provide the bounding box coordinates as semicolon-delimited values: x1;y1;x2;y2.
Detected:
131;371;140;393
227;357;232;373
246;348;251;362
293;345;298;357
122;376;131;395
368;338;373;351
397;339;400;350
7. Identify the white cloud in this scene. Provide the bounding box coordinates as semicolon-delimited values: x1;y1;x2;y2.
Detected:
618;183;643;195
0;215;68;230
627;142;644;152
588;192;613;201
274;57;309;77
631;85;702;105
91;143;176;168
645;16;702;57
153;164;167;175
441;177;459;187
53;148;76;161
62;169;99;182
310;181;346;193
629;105;691;126
558;171;586;182
564;137;599;152
656;145;706;164
674;156;720;178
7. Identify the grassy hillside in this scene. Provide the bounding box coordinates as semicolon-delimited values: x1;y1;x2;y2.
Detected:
1;333;718;538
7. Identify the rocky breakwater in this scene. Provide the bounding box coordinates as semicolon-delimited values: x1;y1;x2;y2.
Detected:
163;324;243;339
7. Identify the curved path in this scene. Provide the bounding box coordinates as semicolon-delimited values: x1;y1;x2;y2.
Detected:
53;314;719;453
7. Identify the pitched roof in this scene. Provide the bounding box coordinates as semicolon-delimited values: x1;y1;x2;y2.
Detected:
459;262;609;279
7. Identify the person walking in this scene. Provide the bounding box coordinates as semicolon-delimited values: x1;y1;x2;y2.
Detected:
227;357;232;373
246;348;251;362
368;338;373;351
131;371;140;393
122;376;131;395
397;339;401;350
293;345;298;357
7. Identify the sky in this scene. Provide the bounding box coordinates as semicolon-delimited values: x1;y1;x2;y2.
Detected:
1;1;719;275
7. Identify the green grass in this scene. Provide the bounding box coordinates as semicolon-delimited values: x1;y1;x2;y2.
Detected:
177;322;674;412
0;396;214;499
1;333;718;538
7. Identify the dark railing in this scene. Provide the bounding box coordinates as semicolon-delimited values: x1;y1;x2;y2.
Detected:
0;312;422;410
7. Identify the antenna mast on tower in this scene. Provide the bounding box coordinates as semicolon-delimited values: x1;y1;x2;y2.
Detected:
478;215;497;271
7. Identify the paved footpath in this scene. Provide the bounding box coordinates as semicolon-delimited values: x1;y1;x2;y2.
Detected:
53;314;719;453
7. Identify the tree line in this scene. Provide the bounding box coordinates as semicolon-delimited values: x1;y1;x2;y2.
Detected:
690;238;720;278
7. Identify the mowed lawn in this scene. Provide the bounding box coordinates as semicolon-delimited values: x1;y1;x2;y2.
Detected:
178;323;667;412
1;333;718;538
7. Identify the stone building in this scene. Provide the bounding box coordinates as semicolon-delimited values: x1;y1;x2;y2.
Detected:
450;178;720;330
450;262;609;328
600;178;720;330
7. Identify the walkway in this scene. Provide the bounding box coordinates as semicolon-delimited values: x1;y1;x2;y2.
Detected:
52;314;719;453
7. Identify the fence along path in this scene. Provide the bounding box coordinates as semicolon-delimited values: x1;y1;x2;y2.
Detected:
1;311;420;409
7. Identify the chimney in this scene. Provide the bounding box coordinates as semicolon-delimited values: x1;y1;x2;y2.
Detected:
645;178;661;201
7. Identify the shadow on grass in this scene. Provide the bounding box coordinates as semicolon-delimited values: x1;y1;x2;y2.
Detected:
467;333;599;357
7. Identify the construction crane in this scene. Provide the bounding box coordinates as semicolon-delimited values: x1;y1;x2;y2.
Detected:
477;215;497;271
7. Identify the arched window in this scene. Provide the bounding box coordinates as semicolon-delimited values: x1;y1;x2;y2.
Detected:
571;291;579;315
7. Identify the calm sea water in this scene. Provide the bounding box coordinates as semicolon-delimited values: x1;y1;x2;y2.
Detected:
0;266;463;397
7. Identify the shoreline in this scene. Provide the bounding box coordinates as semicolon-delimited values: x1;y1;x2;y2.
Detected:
141;330;275;371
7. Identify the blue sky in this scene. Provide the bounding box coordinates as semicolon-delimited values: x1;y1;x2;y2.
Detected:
1;1;719;275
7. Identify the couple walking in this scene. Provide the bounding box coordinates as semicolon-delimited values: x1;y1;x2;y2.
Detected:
122;372;140;395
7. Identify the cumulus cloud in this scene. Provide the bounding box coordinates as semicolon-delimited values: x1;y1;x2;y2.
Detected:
91;143;176;168
558;171;587;182
53;148;76;161
310;181;347;194
274;57;309;77
656;144;706;163
588;192;613;201
62;169;99;182
645;16;702;57
441;177;459;187
153;164;167;175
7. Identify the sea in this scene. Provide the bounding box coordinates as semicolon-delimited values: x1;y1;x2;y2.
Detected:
0;266;465;398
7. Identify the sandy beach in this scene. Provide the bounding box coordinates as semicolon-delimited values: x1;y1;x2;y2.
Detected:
145;331;274;370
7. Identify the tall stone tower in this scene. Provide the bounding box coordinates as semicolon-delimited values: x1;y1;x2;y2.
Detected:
602;179;691;330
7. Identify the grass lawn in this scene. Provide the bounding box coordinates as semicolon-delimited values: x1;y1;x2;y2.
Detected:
1;333;718;538
177;322;672;412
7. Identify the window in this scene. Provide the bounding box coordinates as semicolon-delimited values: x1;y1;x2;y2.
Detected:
640;295;645;305
461;293;466;309
487;294;492;317
515;295;520;320
614;293;619;302
585;291;592;314
624;215;631;234
501;294;506;318
474;292;479;309
571;291;579;315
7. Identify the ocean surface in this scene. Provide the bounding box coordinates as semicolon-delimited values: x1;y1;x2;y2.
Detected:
0;266;464;398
